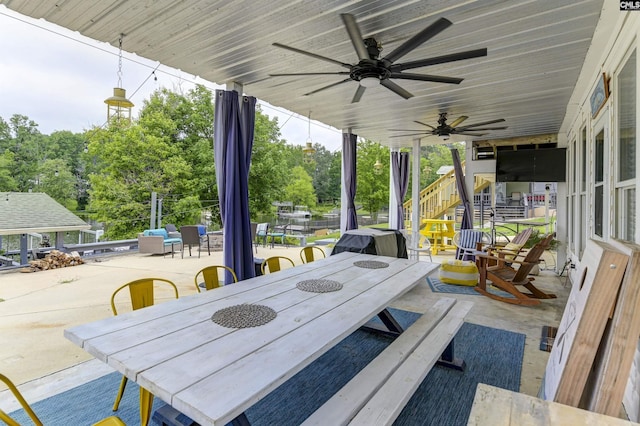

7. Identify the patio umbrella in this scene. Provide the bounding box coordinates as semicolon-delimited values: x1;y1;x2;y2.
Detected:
214;90;256;282
451;148;473;259
343;132;358;230
391;151;410;229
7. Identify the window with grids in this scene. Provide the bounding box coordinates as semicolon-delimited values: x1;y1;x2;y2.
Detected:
616;50;636;242
579;126;587;257
594;129;604;238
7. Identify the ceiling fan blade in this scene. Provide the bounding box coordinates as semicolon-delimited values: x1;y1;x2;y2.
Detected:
389;72;463;84
414;120;436;130
456;118;506;129
453;132;487;137
352;85;366;103
392;48;488;72
380;79;413;99
270;72;350;76
456;126;508;131
340;14;370;61
304;78;352;96
449;115;468;127
388;128;429;132
273;43;351;68
389;132;432;138
382;17;452;64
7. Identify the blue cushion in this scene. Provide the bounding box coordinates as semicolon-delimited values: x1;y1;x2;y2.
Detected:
164;238;182;245
143;229;169;239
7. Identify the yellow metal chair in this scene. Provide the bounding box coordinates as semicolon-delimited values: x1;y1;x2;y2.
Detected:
0;373;125;426
194;265;238;292
261;256;295;274
299;246;326;264
110;278;179;424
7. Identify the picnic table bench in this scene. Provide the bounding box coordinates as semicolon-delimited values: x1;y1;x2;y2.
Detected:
302;297;473;425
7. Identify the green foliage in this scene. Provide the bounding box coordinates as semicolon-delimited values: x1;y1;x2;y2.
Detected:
355;139;389;218
283;166;317;208
0;150;17;191
86;118;199;239
281;142;341;206
36;159;77;209
311;145;341;204
248;109;289;217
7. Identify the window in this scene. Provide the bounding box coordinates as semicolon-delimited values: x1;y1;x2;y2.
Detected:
581;127;587;192
594;129;604;238
579;126;587;257
569;138;577;251
615;50;636;242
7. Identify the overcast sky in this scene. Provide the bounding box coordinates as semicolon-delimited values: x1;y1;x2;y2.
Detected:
0;6;343;151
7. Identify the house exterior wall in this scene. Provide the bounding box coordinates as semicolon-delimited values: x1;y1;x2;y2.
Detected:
464;2;640;418
559;4;640;420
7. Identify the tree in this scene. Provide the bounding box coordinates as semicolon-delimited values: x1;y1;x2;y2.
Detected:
309;144;341;204
248;109;290;217
412;143;465;193
0;150;17;191
36;159;77;209
139;86;216;206
86;119;199;239
355;139;389;219
283;166;316;209
5;114;45;192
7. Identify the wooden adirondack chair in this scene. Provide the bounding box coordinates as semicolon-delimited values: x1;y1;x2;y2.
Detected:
475;233;556;306
479;227;534;265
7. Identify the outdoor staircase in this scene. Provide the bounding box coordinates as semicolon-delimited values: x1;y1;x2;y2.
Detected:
403;162;491;223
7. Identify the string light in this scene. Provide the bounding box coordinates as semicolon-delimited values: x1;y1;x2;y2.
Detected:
104;33;134;122
302;111;316;163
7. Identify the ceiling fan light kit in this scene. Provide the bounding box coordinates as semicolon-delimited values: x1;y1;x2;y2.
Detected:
359;76;379;88
271;13;488;103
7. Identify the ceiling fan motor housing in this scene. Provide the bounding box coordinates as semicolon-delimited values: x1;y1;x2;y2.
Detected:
350;60;390;82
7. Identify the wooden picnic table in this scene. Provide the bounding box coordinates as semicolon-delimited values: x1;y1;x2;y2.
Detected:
65;252;438;426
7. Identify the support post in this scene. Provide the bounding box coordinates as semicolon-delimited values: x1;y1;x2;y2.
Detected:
411;138;421;250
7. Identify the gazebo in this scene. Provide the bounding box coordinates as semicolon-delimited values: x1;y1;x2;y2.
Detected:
0;192;90;266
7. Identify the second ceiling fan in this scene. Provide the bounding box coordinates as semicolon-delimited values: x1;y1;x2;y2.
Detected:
390;113;508;140
270;14;487;103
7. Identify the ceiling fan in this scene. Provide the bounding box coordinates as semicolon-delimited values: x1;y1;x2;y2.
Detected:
270;14;487;103
389;113;507;140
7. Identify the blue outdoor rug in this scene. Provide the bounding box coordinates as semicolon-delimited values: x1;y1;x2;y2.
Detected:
427;276;516;299
9;309;525;426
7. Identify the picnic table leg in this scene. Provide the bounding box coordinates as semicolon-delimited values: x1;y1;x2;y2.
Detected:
436;339;466;371
231;413;251;426
140;387;154;426
361;308;404;337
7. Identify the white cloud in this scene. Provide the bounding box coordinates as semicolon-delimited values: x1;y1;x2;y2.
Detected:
0;7;342;151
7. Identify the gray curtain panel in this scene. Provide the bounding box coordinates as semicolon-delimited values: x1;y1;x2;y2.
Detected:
343;132;358;230
391;151;410;229
451;148;473;260
214;90;256;282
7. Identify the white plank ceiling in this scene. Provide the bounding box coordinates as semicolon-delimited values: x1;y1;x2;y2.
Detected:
1;0;604;147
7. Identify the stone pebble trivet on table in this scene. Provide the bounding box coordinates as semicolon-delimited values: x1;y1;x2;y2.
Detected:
353;260;390;269
211;304;277;328
296;279;343;293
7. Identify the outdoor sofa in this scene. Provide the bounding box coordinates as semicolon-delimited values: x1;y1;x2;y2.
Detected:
138;228;183;256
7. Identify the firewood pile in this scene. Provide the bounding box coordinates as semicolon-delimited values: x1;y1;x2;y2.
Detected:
23;250;84;272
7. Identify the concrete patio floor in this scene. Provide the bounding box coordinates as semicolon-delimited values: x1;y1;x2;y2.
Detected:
0;244;569;412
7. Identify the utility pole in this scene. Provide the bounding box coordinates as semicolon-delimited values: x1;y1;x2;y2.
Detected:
150;192;157;229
